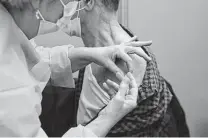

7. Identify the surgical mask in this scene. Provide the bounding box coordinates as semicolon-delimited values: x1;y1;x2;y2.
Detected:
35;10;59;36
59;0;79;17
36;0;84;37
58;0;85;37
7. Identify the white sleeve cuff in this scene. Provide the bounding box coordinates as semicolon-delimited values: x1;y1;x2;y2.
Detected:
63;125;97;137
50;45;75;88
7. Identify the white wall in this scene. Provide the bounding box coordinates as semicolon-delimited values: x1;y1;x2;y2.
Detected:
128;0;208;136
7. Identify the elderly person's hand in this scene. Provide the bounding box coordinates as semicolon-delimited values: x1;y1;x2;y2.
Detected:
100;72;138;120
90;36;152;77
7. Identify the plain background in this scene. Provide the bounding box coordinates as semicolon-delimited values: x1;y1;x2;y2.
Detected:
35;0;208;136
128;0;208;136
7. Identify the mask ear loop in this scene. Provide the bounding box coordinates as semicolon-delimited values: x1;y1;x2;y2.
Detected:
59;0;65;7
36;10;46;21
77;1;81;18
28;0;45;21
77;0;88;18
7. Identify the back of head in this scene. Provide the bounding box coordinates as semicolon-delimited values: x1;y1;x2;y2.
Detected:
85;0;120;11
0;0;31;9
100;0;120;11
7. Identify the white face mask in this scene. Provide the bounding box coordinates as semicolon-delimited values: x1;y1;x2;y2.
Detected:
59;0;79;17
35;0;84;37
58;0;85;37
36;10;59;36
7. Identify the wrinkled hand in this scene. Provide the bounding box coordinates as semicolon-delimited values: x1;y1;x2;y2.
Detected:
99;73;138;119
91;36;152;77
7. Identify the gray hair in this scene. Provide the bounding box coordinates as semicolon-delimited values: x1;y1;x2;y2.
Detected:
0;0;31;8
85;0;120;11
101;0;120;11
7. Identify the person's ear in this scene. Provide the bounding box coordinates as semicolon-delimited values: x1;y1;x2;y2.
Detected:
84;0;95;11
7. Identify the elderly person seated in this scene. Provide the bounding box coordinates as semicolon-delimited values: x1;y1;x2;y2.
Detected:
75;0;190;137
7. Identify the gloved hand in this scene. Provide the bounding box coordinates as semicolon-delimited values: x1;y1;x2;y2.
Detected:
99;72;138;120
90;36;152;76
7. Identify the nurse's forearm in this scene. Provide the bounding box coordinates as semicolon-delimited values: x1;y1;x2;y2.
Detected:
85;114;118;137
68;47;94;73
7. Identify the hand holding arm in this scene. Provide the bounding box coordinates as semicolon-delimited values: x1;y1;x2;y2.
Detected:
85;73;138;137
68;36;152;74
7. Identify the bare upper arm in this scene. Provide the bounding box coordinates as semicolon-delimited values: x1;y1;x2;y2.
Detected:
91;47;147;90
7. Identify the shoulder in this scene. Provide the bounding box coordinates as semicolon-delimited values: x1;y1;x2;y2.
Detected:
142;47;157;61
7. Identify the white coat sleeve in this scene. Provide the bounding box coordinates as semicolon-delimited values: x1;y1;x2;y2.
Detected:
63;125;97;137
31;39;75;88
35;125;97;137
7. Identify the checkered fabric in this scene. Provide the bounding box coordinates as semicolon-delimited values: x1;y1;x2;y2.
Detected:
108;47;173;134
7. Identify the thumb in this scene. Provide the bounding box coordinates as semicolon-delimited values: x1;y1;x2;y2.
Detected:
118;75;130;98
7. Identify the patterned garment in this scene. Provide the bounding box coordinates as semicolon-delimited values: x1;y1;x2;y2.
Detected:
109;46;173;134
75;27;173;135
